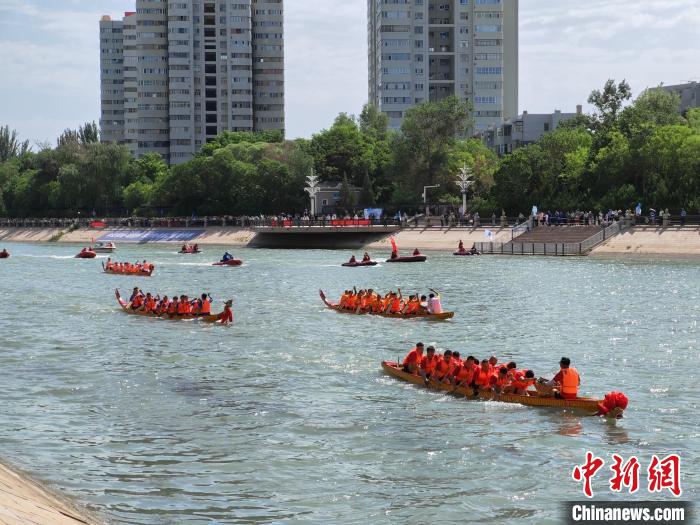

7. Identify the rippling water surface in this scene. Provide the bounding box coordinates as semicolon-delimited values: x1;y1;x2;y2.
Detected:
0;242;698;524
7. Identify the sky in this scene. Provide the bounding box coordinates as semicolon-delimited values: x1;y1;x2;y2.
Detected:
0;0;698;146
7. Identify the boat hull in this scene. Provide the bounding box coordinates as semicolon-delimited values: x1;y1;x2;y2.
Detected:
75;252;97;259
342;261;378;267
386;255;427;263
213;259;243;266
104;269;153;277
381;361;606;414
453;251;479;256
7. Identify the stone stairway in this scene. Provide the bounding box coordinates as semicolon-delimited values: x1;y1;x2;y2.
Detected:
509;226;604;245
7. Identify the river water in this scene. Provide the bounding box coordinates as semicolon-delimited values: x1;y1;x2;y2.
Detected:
0;242;698;524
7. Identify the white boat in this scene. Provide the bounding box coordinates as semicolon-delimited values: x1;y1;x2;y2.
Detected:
93;241;116;253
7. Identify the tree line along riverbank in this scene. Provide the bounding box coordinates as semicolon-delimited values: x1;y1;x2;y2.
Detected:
1;79;699;221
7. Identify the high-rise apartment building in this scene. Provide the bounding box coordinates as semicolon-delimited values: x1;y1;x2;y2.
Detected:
368;0;517;132
99;0;284;164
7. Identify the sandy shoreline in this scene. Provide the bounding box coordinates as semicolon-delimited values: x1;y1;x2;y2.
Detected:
0;460;101;524
1;225;699;256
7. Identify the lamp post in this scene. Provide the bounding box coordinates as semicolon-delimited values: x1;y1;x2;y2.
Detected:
422;184;440;217
455;164;474;215
304;171;320;217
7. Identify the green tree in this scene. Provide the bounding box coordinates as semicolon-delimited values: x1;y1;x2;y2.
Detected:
359;171;375;206
339;175;357;210
394;96;473;194
588;79;632;130
0;125;30;162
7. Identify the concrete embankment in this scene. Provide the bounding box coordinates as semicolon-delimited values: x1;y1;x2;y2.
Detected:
2;225;699;255
592;226;700;256
0;461;100;524
0;225;508;251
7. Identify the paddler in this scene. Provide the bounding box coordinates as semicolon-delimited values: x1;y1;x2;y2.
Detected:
402;295;421;315
450;355;476;387
504;370;536;395
348;255;357;264
536;357;580;399
402;342;424;374
198;293;212;315
458;240;464;252
0;248;8;257
433;350;455;384
193;243;199;252
221;251;233;262
419;346;438;383
143;293;157;313
168;296;179;317
387;289;403;314
362;252;371;262
412;248;421;256
471;359;495;392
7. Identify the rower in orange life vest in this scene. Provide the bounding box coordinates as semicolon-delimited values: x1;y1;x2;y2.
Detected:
504;369;536;395
536;357;580;399
362;252;371;262
401;342;424;374
471;359;495;392
418;346;438;382
402;294;421;315
432;350;455;384
198;293;212;315
450;355;477;387
387;289;403;314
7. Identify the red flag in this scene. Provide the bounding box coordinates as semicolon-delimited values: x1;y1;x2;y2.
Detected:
390;237;398;254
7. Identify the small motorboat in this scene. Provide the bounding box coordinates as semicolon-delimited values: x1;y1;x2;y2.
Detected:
386;255;427;263
342;260;378;267
213;259;243;267
93;241;116;253
75;249;97;259
179;244;202;254
453;250;480;256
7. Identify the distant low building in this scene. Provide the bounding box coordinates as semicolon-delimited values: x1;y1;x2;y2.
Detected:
314;182;362;214
482;106;583;155
659;82;700;114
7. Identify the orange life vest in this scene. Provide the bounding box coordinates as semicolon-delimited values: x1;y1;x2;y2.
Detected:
402;348;422;367
200;298;211;314
420;355;438;374
560;367;580;399
474;368;493;387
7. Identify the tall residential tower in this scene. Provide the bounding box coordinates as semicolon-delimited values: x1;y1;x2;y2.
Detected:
100;0;284;164
368;0;517;132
